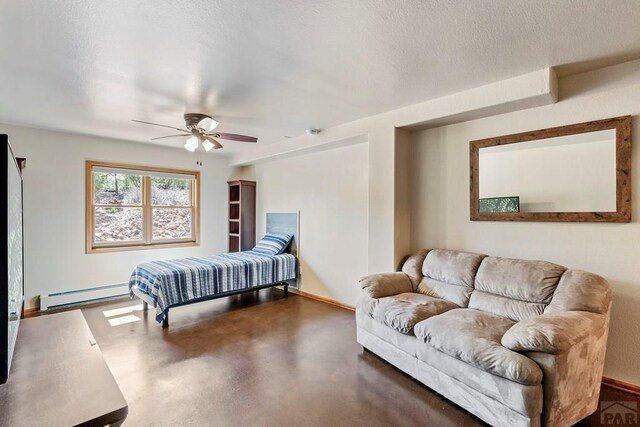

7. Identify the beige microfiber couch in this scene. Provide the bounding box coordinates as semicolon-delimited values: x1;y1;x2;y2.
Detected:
356;249;612;427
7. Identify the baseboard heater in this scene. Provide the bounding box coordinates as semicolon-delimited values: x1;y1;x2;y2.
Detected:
40;283;130;311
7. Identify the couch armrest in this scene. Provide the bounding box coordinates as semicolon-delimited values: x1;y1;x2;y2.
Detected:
359;272;413;299
501;311;607;355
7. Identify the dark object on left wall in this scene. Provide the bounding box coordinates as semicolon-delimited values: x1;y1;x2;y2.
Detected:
15;157;25;172
0;135;24;384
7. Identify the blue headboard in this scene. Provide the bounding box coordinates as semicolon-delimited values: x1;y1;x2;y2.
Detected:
266;212;299;257
266;212;299;289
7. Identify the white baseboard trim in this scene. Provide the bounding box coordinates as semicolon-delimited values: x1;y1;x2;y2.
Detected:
41;283;129;311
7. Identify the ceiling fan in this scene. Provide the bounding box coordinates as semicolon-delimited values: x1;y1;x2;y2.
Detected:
133;113;258;152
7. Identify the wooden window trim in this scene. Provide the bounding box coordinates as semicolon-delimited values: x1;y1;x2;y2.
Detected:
86;160;200;254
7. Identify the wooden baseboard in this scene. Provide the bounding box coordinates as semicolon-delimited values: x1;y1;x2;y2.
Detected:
288;288;355;312
602;376;640;397
22;307;41;318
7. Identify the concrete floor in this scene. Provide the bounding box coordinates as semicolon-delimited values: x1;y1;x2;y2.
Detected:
82;290;638;426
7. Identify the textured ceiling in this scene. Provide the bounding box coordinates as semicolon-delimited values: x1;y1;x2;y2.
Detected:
2;0;640;155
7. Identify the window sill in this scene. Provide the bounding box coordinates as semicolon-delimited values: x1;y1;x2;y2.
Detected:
86;240;199;254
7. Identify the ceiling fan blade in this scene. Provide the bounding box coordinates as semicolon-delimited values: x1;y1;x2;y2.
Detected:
132;119;190;133
204;136;223;150
208;132;257;143
150;134;192;141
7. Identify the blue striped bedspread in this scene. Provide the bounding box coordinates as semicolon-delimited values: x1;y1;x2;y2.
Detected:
128;251;297;323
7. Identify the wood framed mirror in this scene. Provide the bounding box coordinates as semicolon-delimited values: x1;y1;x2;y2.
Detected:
470;116;632;222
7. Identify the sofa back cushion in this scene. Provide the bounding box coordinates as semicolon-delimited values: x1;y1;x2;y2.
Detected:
417;249;486;307
469;257;566;322
545;269;611;314
401;249;430;289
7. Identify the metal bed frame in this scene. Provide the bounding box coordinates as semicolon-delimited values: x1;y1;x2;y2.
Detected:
131;280;293;328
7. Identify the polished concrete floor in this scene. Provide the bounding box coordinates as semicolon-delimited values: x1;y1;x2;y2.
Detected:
82;290;639;426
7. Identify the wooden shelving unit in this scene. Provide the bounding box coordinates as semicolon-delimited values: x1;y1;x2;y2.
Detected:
227;180;256;252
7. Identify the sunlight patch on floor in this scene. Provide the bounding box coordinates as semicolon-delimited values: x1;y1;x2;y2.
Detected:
103;304;144;318
107;314;141;327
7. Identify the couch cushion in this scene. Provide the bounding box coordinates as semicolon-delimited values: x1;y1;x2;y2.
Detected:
356;294;378;318
417;249;486;307
360;272;414;299
356;310;418;356
416;343;543;418
469;257;566;322
545;269;611;315
401;249;429;288
372;293;457;335
414;309;543;385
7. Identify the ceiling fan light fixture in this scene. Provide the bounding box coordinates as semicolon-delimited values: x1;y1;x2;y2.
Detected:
199;117;219;132
204;137;223;151
134;113;256;153
185;135;199;152
202;139;214;152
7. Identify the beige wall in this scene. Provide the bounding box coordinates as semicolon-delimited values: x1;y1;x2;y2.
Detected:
394;128;413;267
409;60;640;384
248;142;369;305
2;124;235;308
232;69;558;275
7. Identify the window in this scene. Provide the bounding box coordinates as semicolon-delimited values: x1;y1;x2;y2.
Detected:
86;161;199;253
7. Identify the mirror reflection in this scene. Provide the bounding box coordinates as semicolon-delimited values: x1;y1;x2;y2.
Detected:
478;129;617;213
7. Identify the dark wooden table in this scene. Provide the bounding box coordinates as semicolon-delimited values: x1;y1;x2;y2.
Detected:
0;310;128;426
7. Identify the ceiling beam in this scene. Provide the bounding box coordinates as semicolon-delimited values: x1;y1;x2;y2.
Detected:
229;68;558;166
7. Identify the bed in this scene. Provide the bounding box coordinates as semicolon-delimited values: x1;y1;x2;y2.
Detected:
129;213;299;327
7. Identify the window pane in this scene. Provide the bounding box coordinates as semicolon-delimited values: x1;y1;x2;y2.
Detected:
95;207;143;242
152;208;192;240
94;172;142;205
151;177;191;206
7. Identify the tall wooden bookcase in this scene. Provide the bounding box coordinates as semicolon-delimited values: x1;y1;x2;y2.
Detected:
227;180;256;252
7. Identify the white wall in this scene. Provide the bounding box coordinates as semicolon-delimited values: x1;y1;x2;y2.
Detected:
248;143;369;306
1;124;236;308
410;59;640;384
